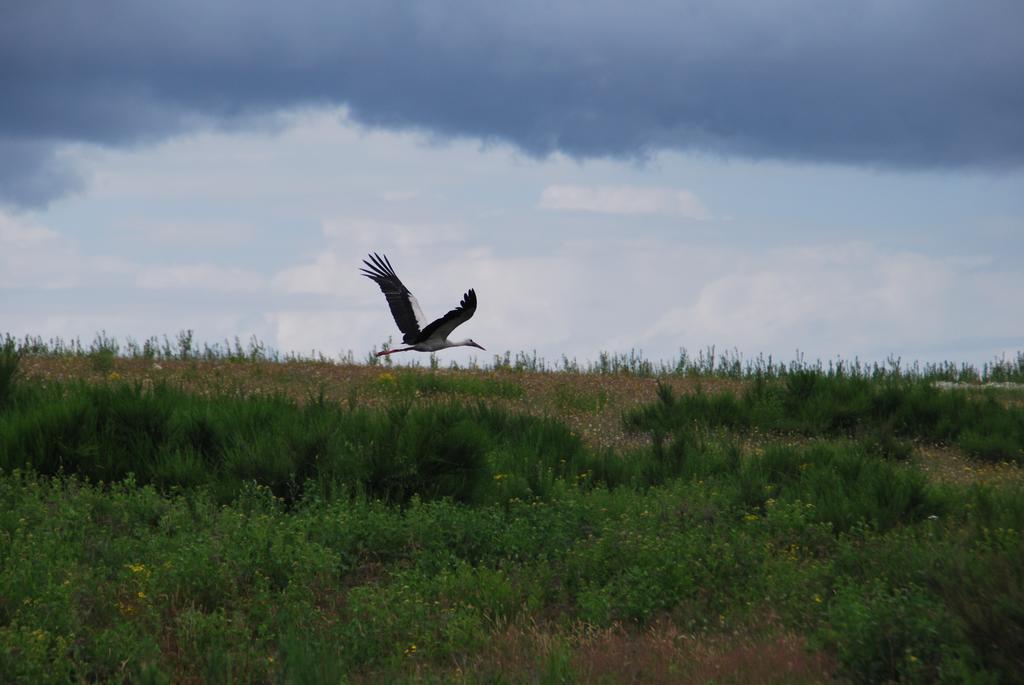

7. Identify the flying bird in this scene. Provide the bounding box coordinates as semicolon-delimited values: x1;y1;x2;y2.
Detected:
361;253;485;356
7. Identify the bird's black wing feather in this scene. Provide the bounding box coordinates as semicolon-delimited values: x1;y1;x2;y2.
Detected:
360;253;426;344
417;289;477;343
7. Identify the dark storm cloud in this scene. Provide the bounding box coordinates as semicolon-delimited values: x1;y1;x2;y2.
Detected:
3;1;1023;207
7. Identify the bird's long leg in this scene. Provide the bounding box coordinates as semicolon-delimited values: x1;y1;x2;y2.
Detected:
376;346;415;357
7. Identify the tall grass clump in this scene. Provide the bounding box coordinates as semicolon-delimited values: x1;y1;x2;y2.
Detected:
984;350;1024;383
0;336;20;410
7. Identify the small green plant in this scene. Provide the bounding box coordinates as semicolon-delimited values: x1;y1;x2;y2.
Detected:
89;348;116;373
88;331;119;373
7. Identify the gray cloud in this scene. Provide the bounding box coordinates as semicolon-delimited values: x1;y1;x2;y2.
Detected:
3;1;1023;207
0;139;85;207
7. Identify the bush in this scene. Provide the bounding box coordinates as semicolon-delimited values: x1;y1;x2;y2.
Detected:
625;372;1024;463
823;580;963;684
0;381;601;505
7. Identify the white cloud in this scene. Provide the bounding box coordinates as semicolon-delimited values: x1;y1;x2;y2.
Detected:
376;189;421;203
272;218;468;296
266;309;382;358
272;250;357;296
639;243;1012;361
321;218;466;249
444;248;582;352
0;210;135;289
538;184;711;219
136;264;265;292
1;212;265;295
0;213;60;245
113;220;256;246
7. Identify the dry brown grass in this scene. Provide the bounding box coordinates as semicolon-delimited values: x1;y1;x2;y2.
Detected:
912;443;1024;487
570;620;839;685
379;618;841;684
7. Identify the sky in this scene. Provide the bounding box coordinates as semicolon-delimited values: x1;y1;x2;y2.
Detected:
2;1;1022;368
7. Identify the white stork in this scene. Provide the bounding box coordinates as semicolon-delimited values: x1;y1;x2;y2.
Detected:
361;253;485;356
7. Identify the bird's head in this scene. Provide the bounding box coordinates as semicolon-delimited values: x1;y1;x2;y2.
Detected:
464;339;485;351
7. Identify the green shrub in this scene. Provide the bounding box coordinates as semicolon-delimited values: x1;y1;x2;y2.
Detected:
823;580;962;684
0;381;594;505
626;372;1024;463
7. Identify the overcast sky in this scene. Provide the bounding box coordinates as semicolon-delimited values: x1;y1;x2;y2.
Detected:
2;1;1022;368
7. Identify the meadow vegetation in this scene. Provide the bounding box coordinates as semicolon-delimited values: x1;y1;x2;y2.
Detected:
2;334;1023;683
626;373;1024;464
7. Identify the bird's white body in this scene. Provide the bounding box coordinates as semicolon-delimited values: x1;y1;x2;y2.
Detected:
410;338;476;353
361;253;484;356
378;337;480;356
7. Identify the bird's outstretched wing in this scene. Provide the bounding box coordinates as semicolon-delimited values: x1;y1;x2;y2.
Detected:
417;289;477;343
360;253;427;344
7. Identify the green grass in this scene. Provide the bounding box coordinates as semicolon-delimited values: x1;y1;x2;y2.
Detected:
2;350;1024;683
626;373;1024;463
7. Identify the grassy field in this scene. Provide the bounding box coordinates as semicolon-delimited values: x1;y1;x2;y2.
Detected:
2;338;1023;683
